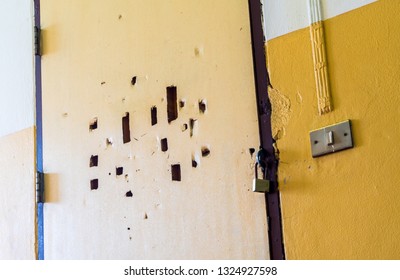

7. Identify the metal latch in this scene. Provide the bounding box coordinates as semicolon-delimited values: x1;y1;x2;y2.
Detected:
310;120;354;157
36;171;45;203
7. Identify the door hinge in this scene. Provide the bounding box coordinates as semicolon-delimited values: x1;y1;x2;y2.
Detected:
34;26;41;56
36;171;45;203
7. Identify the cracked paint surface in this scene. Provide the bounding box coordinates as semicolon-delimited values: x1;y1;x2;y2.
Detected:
269;87;291;140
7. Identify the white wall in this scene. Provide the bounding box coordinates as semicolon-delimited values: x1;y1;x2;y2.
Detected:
0;127;36;259
0;0;36;260
0;0;35;137
263;0;377;40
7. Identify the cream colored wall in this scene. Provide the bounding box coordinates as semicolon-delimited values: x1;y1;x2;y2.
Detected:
41;0;268;259
0;0;36;259
266;0;400;259
0;0;35;138
0;128;36;259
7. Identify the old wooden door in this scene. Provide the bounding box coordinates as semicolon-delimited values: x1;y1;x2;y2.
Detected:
41;0;268;259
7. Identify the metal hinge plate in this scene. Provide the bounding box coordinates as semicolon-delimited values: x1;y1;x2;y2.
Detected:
310;120;354;157
36;171;45;203
34;26;41;56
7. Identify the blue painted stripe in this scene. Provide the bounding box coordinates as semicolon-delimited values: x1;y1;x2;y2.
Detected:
35;55;43;173
37;203;44;259
34;0;44;260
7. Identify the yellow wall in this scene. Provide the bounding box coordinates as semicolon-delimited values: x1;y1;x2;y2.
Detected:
267;0;400;259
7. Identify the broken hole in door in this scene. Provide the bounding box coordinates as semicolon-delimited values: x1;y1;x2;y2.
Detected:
201;146;210;157
125;191;133;197
122;113;131;143
89;118;98;131
189;119;198;137
161;138;168;152
249;148;256;157
90;179;99;190
199;99;207;113
167;86;178;123
116;167;123;176
151;106;157;126
90;155;98;167
171;164;181;181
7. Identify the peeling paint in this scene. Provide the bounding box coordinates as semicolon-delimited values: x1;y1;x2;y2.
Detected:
269;87;291;140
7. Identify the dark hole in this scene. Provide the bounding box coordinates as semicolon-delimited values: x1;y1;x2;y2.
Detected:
101;81;106;85
89;118;98;131
90;155;98;167
151;106;157;126
192;160;198;168
171;164;181;181
249;148;256;157
127;227;131;230
116;167;123;176
344;133;348;137
182;123;188;131
122;113;131;144
179;100;185;108
131;76;137;86
144;213;148;219
125;191;133;197
167;86;178;123
314;140;319;145
201;147;210;157
90;179;99;190
189;118;197;137
199;100;207;113
161;138;168;152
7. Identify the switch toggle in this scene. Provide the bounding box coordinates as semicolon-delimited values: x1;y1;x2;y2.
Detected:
310;120;353;157
326;131;334;146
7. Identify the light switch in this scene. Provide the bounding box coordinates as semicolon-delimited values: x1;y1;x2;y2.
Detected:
310;120;353;157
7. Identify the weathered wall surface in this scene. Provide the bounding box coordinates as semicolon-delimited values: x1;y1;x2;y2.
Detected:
41;0;269;259
0;0;36;259
265;0;400;259
0;128;36;259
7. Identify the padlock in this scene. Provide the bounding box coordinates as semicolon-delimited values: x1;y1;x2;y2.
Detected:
252;162;270;193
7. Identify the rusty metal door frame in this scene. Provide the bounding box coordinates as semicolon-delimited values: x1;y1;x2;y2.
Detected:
248;0;285;260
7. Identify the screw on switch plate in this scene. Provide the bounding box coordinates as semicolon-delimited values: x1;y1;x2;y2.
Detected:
310;120;353;157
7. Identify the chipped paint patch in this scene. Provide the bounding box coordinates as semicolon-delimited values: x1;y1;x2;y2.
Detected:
269;87;291;140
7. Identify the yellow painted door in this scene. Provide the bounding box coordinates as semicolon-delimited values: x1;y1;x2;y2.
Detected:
41;0;268;259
